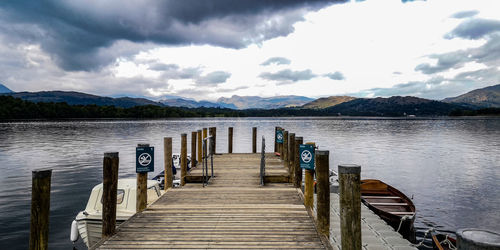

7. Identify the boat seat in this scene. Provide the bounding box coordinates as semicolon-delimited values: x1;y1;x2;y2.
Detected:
370;202;409;206
389;211;415;215
362;196;400;199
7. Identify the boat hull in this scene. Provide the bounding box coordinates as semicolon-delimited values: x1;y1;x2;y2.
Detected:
76;217;127;248
361;179;417;243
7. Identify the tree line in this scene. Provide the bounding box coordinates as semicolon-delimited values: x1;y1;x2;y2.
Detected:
0;95;498;120
0;96;244;119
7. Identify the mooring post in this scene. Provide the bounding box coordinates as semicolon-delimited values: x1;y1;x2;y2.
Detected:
228;127;233;153
209;127;216;154
164;137;173;191
181;134;187;186
283;130;289;165
203;128;207;140
136;144;148;213
252;127;257;153
457;228;500;250
338;164;362;250
279;128;284;160
288;133;295;180
191;131;197;170
197;130;202;164
274;126;278;153
304;142;315;210
29;169;52;250
293;137;303;188
102;152;119;238
316;150;330;237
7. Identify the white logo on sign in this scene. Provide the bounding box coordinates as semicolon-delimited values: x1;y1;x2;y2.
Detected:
301;150;312;163
277;133;283;140
138;153;152;166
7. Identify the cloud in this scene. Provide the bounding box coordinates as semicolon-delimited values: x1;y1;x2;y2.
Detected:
415;51;467;74
216;86;250;93
324;71;345;80
196;71;231;85
355;67;500;100
450;10;479;19
153;64;202;80
259;69;316;82
0;0;344;71
445;18;500;40
261;57;291;66
416;33;500;75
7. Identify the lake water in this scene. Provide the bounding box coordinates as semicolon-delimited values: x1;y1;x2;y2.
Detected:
0;117;499;249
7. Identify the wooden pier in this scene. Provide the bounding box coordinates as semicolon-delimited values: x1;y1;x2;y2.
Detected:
92;153;330;249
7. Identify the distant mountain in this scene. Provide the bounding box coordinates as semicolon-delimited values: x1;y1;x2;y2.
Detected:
302;96;356;109
443;84;500;108
0;83;13;93
217;95;314;109
325;96;462;116
5;91;163;108
159;98;236;109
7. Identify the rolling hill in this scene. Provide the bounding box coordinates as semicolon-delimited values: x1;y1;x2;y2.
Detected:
217;95;314;109
0;83;13;93
325;96;462;116
159;98;236;109
302;96;356;109
442;84;500;108
4;91;163;108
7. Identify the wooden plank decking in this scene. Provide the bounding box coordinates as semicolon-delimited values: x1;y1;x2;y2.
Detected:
94;153;327;249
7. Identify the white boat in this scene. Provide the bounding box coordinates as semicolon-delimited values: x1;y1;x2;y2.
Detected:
71;179;163;248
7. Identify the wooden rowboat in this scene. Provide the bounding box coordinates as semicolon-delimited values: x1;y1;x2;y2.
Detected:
361;179;416;243
432;234;457;250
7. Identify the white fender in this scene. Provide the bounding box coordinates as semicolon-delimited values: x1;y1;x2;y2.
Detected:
70;220;79;242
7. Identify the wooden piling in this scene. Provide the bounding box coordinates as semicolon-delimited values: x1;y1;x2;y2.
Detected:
209;127;216;154
274;127;278;153
164;138;173;191
30;169;52;250
288;133;295;179
338;164;362;250
191;131;197;170
203;128;207;140
293;137;303;188
181;133;187;186
136;144;148;213
228;127;233;153
102;152;119;238
252;127;257;153
316;150;330;237
457;228;500;250
304;142;315;210
278;128;284;160
197;130;202;165
283;130;289;164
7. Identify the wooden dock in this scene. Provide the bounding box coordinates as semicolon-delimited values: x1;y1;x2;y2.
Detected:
93;153;329;249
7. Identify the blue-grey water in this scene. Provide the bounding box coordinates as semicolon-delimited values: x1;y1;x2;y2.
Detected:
0;117;499;249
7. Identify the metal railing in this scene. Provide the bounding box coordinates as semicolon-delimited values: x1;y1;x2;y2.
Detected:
202;135;214;187
260;136;265;186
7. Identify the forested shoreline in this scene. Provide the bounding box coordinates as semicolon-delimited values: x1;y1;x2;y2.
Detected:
1;95;499;120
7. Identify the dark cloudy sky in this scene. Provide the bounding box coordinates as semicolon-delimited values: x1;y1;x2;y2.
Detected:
0;0;499;100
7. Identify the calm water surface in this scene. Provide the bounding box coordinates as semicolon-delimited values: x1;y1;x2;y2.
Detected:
0;117;499;249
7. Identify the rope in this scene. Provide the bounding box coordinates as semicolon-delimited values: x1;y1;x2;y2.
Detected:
439;234;457;250
396;215;412;232
410;227;435;248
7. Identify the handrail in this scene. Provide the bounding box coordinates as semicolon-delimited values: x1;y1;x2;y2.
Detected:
260;136;265;186
202;135;214;187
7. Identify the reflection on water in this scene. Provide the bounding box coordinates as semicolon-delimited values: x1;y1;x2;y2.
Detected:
0;117;499;249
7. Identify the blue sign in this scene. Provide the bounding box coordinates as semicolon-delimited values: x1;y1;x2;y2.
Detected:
299;144;315;170
276;129;284;144
136;146;154;173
